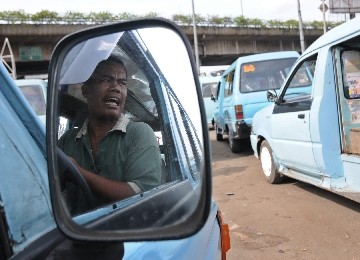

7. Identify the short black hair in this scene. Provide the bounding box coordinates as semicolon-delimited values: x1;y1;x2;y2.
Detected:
85;57;127;84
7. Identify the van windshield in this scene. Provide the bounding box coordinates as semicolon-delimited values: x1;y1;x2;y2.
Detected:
240;58;297;93
19;85;46;116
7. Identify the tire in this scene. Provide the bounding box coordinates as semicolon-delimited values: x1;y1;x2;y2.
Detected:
259;140;284;184
229;136;241;153
215;125;224;141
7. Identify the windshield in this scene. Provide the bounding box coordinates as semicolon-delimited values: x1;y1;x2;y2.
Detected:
19;85;46;116
240;58;297;93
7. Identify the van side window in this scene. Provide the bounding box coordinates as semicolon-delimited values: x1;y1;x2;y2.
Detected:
283;54;317;101
341;50;360;99
224;70;235;98
202;82;217;98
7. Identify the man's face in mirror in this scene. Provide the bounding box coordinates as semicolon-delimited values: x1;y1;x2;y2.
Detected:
82;60;127;123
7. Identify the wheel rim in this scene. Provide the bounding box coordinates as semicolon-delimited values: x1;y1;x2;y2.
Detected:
260;146;272;177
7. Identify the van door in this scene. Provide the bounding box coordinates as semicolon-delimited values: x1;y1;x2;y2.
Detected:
336;49;360;155
214;71;234;135
270;55;320;175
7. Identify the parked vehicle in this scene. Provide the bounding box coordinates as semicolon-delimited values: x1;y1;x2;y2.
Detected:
15;78;47;125
250;16;360;202
0;19;230;259
213;51;299;153
200;75;220;129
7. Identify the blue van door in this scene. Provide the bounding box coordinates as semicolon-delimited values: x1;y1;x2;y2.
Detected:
270;56;320;175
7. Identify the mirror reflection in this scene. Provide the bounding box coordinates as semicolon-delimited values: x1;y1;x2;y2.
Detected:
56;27;204;217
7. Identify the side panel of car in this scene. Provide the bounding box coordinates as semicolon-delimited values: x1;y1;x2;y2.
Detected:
308;47;344;178
0;64;55;255
123;200;222;259
251;17;360;202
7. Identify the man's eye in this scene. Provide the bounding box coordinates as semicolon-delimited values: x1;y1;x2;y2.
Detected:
99;77;112;83
117;80;127;86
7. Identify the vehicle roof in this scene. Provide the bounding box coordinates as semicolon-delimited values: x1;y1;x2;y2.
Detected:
199;75;221;84
303;16;360;55
15;79;47;87
223;51;300;75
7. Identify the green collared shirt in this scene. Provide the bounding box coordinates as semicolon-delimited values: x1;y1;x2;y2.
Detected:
58;114;162;193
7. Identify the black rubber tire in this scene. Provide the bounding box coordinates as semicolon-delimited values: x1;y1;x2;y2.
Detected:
215;125;224;141
229;136;241;153
259;140;284;184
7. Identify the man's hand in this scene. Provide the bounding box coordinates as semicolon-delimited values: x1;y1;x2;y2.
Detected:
67;156;136;203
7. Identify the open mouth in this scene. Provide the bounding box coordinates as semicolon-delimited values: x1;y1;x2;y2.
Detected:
104;97;120;106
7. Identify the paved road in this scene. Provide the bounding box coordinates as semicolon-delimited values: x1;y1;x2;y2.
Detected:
209;130;360;260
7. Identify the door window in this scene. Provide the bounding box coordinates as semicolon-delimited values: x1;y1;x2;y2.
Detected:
282;55;317;103
224;70;235;98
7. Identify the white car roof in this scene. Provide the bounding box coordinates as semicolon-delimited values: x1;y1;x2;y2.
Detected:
303;16;360;55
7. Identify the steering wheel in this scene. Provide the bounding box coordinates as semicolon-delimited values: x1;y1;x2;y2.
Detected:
57;147;95;212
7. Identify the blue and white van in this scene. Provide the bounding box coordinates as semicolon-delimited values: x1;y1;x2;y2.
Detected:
250;16;360;202
199;75;221;129
213;51;299;153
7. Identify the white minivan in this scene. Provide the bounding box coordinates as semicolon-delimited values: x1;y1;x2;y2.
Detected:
250;16;360;202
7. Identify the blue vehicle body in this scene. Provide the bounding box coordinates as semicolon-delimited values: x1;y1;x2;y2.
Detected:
0;26;228;258
213;51;299;153
250;16;360;202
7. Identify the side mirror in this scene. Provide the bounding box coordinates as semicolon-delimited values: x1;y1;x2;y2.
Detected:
47;18;211;242
211;94;216;101
267;89;278;103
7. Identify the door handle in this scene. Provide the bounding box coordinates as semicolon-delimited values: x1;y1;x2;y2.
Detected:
298;114;305;119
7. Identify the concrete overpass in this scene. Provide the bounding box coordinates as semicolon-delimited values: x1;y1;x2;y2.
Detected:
0;24;323;78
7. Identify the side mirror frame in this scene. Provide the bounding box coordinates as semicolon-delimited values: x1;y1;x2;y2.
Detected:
46;18;212;242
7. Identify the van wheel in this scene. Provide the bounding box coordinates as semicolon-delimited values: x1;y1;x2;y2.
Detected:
229;136;241;153
259;140;284;184
216;125;224;141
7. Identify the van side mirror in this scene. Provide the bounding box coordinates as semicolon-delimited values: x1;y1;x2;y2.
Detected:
47;18;211;242
267;89;278;102
211;94;216;101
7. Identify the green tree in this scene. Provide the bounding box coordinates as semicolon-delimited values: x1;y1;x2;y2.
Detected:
117;12;138;21
267;19;284;28
234;16;248;27
31;10;59;24
248;18;265;28
0;10;29;24
209;15;225;25
172;14;192;25
141;12;158;18
64;11;85;24
283;19;298;29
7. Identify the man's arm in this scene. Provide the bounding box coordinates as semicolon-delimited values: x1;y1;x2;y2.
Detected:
69;157;136;202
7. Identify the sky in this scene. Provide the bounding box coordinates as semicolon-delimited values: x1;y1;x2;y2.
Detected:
2;0;351;22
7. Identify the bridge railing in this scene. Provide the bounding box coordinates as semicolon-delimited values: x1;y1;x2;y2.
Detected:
0;10;345;30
